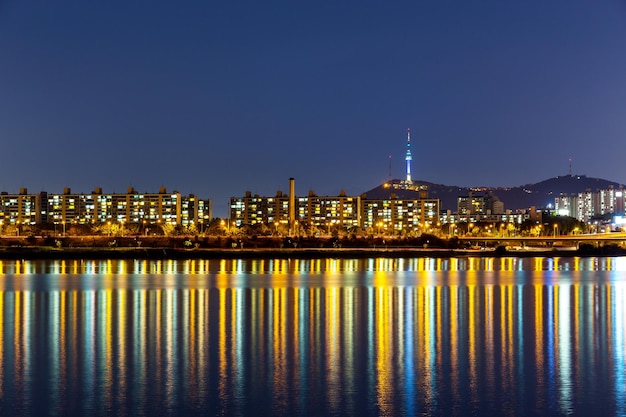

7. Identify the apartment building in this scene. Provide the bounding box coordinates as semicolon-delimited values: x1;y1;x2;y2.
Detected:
0;187;212;227
0;188;43;225
555;185;626;222
230;191;290;227
230;189;440;234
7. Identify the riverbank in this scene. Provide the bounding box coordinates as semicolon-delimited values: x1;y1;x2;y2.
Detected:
0;245;622;260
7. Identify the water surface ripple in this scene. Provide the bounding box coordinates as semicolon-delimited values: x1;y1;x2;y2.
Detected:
0;257;624;416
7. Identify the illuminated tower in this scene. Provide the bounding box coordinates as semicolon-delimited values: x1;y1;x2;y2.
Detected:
405;128;412;183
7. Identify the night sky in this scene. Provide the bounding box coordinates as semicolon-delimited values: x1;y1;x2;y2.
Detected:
2;1;625;216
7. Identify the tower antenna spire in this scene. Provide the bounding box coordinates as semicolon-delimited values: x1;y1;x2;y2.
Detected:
388;154;392;180
405;128;412;183
568;157;573;176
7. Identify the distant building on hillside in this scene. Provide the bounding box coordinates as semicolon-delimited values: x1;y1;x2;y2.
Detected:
555;185;626;222
457;191;504;221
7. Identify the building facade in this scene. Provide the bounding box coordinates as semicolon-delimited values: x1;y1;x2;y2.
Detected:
555;185;626;222
457;191;504;220
0;188;43;226
230;189;440;235
0;187;212;228
230;191;290;227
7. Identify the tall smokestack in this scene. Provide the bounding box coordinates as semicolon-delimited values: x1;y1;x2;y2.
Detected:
289;178;295;235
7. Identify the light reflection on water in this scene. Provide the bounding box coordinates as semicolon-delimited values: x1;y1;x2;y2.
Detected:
2;256;626;277
0;257;625;416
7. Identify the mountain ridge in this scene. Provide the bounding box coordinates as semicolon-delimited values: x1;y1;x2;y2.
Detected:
362;175;625;212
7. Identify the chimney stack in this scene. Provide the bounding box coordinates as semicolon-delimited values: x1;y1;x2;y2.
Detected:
289;178;295;234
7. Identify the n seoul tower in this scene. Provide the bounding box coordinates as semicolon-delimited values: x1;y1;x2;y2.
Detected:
405;128;412;183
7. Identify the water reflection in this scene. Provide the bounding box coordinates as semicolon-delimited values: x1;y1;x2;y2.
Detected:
0;258;625;416
3;256;626;277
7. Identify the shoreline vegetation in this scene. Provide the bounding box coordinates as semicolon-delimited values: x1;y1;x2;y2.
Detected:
0;235;624;259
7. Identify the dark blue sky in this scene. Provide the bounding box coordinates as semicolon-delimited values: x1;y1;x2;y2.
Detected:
2;1;625;216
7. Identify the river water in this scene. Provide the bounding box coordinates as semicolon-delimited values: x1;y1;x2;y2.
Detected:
0;257;625;416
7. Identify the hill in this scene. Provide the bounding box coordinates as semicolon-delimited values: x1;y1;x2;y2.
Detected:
362;175;624;211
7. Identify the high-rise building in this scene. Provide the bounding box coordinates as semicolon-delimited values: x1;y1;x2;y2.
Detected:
555;185;626;222
457;193;486;220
